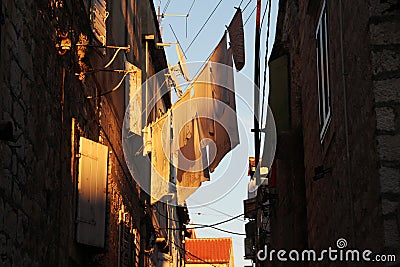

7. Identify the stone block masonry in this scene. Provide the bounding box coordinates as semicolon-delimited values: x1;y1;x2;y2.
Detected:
0;0;173;266
370;0;400;261
1;0;65;265
268;0;400;266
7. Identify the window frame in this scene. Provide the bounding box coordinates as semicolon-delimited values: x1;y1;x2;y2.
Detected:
316;0;331;142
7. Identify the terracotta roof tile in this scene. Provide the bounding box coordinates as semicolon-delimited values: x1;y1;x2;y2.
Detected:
185;237;233;264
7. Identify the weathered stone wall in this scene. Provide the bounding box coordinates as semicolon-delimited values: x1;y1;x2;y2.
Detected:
0;0;177;266
369;0;400;261
0;0;66;265
268;3;309;266
269;0;399;265
269;134;308;267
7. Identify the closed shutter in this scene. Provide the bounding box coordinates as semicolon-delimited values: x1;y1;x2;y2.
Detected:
118;225;140;266
132;228;140;266
76;137;108;248
91;0;108;46
118;206;134;267
269;54;290;133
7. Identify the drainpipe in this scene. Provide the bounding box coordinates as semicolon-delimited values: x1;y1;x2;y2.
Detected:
253;0;262;186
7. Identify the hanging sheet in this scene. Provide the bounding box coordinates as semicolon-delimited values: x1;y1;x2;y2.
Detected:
150;111;172;204
228;8;245;71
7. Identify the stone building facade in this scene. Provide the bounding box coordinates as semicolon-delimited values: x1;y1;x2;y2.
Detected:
264;0;400;266
0;0;186;266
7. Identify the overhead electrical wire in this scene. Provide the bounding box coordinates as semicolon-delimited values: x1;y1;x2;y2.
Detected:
188;0;254;84
149;208;218;267
190;47;214;86
161;222;248;236
177;223;247;236
169;24;187;59
162;0;172;15
153;206;248;234
151;194;272;241
188;214;246;229
184;0;224;54
189;199;247;222
185;0;197;37
179;1;252;92
153;199;273;236
157;210;270;237
86;70;150;99
153;206;247;236
196;204;247;223
187;0;196;15
151;209;245;264
157;204;270;232
243;5;257;26
155;207;246;228
199;216;271;238
208;226;246;236
190;212;245;228
241;0;253;13
194;212;234;217
86;72;130;99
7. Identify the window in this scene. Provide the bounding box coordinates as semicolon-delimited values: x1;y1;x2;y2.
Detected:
316;1;331;141
90;0;109;46
118;207;136;267
118;206;140;266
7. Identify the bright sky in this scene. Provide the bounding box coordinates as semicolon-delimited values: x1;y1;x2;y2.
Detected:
153;0;278;265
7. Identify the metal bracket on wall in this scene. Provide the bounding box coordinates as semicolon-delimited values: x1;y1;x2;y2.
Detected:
313;165;332;181
55;29;130;58
76;217;96;225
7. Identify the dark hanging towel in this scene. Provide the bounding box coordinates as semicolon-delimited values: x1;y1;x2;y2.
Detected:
227;8;245;71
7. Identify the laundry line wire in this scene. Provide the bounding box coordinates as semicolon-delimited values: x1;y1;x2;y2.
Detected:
184;0;224;54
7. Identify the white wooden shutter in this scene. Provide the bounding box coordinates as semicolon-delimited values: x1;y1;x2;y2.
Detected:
91;0;108;46
76;137;108;248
